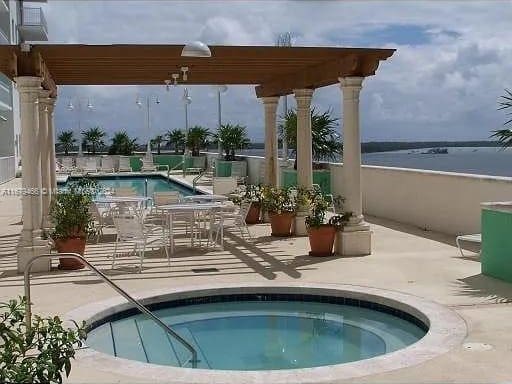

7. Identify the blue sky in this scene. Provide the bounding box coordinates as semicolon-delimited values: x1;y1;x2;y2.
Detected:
41;0;512;143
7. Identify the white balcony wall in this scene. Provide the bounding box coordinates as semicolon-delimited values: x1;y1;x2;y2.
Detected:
203;152;512;236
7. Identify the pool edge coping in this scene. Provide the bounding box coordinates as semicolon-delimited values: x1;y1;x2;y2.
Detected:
66;282;467;384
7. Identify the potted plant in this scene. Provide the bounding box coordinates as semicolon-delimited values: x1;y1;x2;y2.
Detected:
241;184;263;224
304;188;336;256
262;186;297;237
329;211;353;256
49;179;97;270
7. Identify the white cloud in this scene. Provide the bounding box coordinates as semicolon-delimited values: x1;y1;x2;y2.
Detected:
44;0;512;143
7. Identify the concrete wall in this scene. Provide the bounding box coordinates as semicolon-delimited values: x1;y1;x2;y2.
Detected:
203;152;512;236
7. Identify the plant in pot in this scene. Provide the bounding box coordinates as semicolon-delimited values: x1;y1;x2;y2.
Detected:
241;184;263;224
304;188;336;256
262;186;297;237
49;178;97;270
329;211;353;256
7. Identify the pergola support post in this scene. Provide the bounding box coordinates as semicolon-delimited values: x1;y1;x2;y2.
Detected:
338;76;371;256
48;98;57;190
39;90;52;230
261;96;280;186
293;88;314;236
16;77;50;273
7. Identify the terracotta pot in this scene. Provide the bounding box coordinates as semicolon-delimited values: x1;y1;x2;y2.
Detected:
270;212;295;237
54;237;86;270
245;202;261;224
308;224;336;256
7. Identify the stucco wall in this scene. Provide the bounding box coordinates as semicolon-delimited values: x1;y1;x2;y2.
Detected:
204;152;512;235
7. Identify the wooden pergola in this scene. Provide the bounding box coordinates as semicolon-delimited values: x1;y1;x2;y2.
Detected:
0;43;395;271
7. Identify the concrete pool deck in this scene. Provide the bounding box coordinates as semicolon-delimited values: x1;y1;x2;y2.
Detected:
1;176;512;382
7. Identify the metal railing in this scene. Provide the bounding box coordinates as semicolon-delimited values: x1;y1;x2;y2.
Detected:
21;7;47;33
23;253;198;368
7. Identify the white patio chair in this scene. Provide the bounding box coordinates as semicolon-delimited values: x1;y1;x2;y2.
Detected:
112;210;169;272
208;201;252;245
90;202;114;243
152;191;194;237
455;233;481;258
213;177;238;196
100;156;115;173
230;162;247;184
118;156;133;172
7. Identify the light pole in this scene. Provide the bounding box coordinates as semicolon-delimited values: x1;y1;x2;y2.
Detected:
276;32;292;162
67;97;93;157
182;88;192;154
216;85;228;158
136;94;160;161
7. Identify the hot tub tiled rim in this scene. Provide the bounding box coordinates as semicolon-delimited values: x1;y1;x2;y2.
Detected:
66;282;467;384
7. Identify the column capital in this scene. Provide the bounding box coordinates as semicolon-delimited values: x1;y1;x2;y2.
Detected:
15;76;43;92
260;96;280;105
339;76;364;89
293;88;314;100
38;90;52;110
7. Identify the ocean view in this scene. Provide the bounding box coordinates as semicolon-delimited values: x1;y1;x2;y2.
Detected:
241;146;512;177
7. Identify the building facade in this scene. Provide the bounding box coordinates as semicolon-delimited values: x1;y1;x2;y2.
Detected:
0;0;48;184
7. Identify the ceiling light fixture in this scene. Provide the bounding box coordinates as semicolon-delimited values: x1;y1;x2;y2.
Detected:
181;66;189;81
181;41;211;58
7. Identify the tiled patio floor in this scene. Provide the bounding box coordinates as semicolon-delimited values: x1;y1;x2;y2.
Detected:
1;177;512;383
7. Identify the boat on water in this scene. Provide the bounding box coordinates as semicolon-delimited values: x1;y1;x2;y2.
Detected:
421;148;448;154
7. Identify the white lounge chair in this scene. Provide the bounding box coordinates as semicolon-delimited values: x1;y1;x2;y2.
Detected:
184;156;206;175
456;233;481;257
60;157;75;172
114;187;138;197
75;157;88;171
213;177;238;196
118;156;133;172
100;156;115;173
111;209;169;272
140;158;170;173
84;157;98;174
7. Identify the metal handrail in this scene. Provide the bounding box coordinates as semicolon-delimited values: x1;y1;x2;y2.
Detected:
23;253;198;368
192;171;206;191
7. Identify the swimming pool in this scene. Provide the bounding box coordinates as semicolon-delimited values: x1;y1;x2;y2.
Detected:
62;175;198;197
86;293;426;371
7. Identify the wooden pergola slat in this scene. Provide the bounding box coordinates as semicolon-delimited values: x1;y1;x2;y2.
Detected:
0;44;394;97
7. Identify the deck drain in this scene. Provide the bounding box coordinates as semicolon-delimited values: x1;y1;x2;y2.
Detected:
463;342;493;351
192;267;220;273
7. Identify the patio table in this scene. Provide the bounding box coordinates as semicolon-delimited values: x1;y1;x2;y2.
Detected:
158;202;226;253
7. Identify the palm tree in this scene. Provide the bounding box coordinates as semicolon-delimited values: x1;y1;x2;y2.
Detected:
214;123;250;160
57;130;76;155
108;131;137;155
151;135;165;155
186;126;210;156
279;108;342;166
491;89;512;148
82;126;106;154
166;129;186;154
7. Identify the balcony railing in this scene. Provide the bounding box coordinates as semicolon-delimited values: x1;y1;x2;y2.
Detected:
0;0;9;14
19;7;48;41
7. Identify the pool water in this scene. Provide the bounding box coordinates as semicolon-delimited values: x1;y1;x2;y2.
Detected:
87;298;426;370
64;175;196;197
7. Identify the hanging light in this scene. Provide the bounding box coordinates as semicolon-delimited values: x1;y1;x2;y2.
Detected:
181;41;211;57
182;88;192;105
155;96;161;104
135;96;142;108
86;99;94;110
67;100;74;110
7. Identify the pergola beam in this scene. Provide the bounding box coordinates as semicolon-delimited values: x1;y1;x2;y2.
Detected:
255;53;392;97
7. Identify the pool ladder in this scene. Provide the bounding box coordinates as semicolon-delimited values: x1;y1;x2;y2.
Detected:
23;253;198;368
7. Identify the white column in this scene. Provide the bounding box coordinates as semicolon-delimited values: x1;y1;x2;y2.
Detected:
39;90;51;229
15;77;50;273
338;77;371;256
293;88;314;236
261;96;280;186
48;98;57;190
